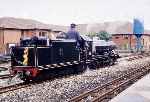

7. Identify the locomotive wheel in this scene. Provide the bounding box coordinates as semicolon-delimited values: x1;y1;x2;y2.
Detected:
88;63;95;69
89;61;98;69
73;64;86;74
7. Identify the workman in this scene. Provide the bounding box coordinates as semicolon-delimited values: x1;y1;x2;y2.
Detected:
66;23;82;46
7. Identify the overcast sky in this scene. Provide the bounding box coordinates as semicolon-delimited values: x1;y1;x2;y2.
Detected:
0;0;150;29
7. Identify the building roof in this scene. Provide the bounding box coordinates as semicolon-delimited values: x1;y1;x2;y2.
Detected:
0;17;52;30
0;17;70;32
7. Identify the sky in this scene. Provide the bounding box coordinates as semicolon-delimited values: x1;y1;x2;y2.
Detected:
0;0;150;29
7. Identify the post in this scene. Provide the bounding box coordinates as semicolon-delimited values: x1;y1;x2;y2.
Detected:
129;35;132;52
136;37;141;52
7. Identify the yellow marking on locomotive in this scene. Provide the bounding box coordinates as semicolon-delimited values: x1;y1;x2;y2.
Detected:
23;47;29;65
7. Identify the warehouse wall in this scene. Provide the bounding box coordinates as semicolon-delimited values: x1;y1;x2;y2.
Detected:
112;34;150;51
4;29;21;44
0;29;4;53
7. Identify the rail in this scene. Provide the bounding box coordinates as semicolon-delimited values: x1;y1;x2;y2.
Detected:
0;74;12;79
0;83;29;94
69;64;150;102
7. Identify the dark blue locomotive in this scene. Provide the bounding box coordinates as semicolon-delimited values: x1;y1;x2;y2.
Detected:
11;36;118;82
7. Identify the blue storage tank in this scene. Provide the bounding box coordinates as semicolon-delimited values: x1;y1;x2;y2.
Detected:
133;18;144;37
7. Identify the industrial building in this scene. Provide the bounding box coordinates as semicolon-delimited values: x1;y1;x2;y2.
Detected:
0;17;64;54
112;33;150;51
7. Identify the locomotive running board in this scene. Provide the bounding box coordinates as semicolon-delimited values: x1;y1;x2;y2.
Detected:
66;62;73;65
73;61;79;64
59;63;67;66
38;66;52;70
52;64;61;68
39;61;81;69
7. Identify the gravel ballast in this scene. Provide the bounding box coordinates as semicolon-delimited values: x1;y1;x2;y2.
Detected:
0;56;150;102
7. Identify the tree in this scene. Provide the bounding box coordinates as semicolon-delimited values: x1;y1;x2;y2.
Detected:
86;32;97;39
97;31;111;41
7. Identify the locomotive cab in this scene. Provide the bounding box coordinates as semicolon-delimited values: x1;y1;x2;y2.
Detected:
11;37;81;81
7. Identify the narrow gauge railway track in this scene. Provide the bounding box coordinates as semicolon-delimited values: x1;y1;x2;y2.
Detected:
0;54;149;96
0;78;47;94
118;53;149;62
0;83;29;94
0;69;75;94
125;53;150;61
0;66;10;71
69;64;150;102
0;74;12;79
0;72;69;95
126;54;146;61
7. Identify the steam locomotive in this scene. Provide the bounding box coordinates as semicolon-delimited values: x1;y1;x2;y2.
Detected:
10;35;119;82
